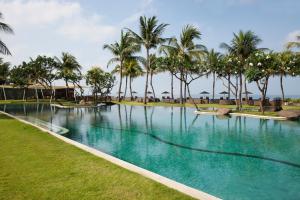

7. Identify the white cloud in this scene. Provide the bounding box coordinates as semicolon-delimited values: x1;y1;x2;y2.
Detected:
0;0;80;26
285;30;300;43
193;0;256;5
0;0;117;43
121;0;156;25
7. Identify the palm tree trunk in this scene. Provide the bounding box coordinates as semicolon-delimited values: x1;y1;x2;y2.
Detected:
212;72;216;100
143;48;150;104
35;85;39;102
186;83;199;111
129;76;133;100
150;72;155;99
179;71;183;104
1;85;6;101
124;76;128;98
239;72;243;110
41;89;44;99
228;74;231;99
170;72;174;99
244;76;248;100
184;72;187;101
65;80;69;100
280;74;285;101
118;60;123;102
23;88;26;101
50;85;53;103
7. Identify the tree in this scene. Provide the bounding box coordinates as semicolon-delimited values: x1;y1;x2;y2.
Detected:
126;16;168;104
56;52;82;100
10;62;31;101
161;24;206;104
220;30;263;110
0;58;10;100
206;49;221;100
103;31;140;102
123;59;143;99
217;55;241;108
32;55;59;102
0;12;13;55
246;51;278;113
86;67;115;102
159;48;179;99
276;51;295;101
140;54;161;98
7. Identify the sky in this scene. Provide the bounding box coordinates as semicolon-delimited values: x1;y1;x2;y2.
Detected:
0;0;300;97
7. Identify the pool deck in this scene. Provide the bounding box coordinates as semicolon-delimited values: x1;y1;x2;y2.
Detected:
194;110;287;120
0;110;221;200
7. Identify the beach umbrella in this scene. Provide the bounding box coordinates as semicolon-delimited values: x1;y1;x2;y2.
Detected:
161;91;169;94
242;91;253;94
200;91;209;95
147;91;153;94
219;91;228;98
132;91;137;94
219;91;228;95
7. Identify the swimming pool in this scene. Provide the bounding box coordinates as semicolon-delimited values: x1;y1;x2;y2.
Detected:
1;104;300;200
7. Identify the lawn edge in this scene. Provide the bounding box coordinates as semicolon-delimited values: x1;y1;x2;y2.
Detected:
0;111;221;200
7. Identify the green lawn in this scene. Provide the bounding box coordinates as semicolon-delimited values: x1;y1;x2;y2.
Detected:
0;114;194;200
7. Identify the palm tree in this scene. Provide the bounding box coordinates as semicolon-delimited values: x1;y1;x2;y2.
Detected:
220;30;262;110
56;52;82;99
159;48;178;99
276;51;295;101
126;16;168;104
103;31;140;102
125;59;144;99
0;58;10;100
140;54;161;98
0;12;13;55
206;49;221;100
286;34;300;50
161;25;206;104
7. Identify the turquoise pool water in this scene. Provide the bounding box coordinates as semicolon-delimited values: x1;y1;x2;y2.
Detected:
1;104;300;200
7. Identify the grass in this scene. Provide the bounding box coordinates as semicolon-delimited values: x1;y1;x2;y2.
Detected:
0;114;194;200
0;99;74;105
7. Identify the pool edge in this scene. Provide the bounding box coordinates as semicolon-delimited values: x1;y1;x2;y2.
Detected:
194;110;287;120
0;111;221;200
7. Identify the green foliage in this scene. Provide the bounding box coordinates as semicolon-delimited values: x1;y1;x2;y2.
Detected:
245;51;278;82
0;12;14;55
9;62;31;88
86;67;115;97
56;52;82;85
126;16;168;50
217;54;242;77
0;58;10;84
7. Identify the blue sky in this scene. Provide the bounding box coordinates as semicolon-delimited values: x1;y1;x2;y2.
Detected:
1;0;300;96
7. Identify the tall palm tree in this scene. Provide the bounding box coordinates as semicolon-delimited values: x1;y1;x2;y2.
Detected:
125;59;144;99
0;12;13;55
126;16;168;104
140;54;161;98
161;25;206;104
206;49;221;100
103;31;140;102
56;52;82;99
286;34;300;51
220;30;262;110
0;58;10;100
159;48;178;99
276;51;294;101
